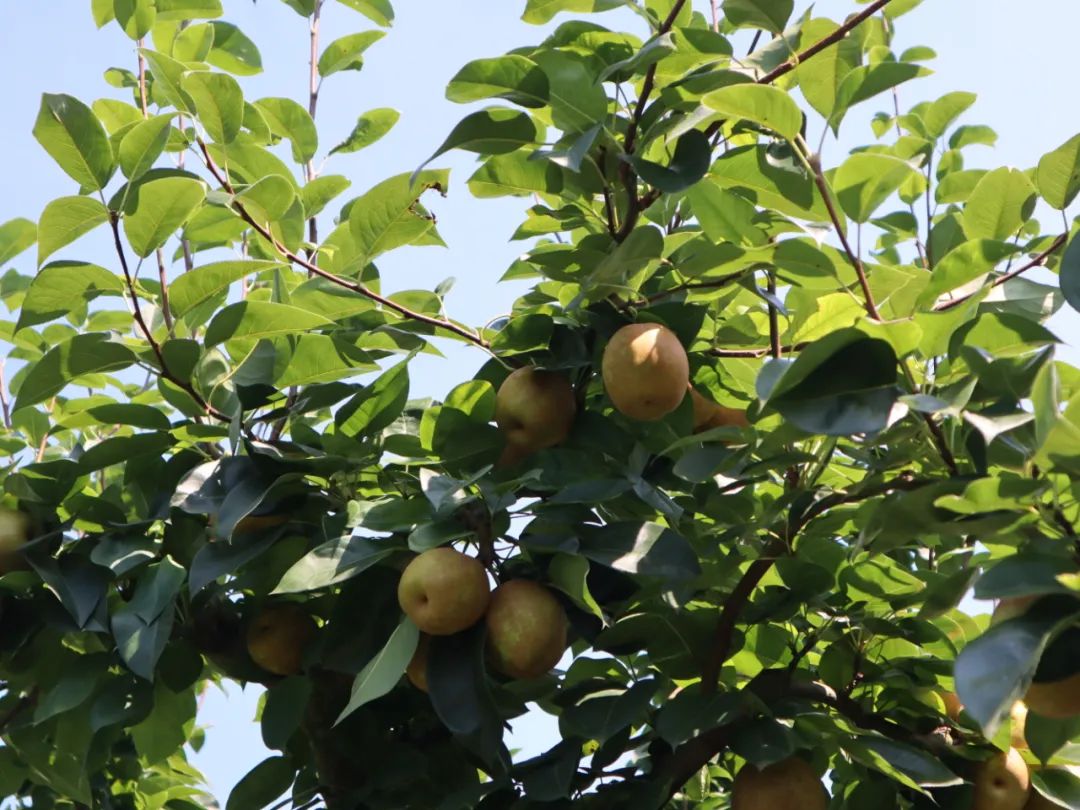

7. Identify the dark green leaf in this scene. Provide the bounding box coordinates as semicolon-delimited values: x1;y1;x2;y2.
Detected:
336;617;418;723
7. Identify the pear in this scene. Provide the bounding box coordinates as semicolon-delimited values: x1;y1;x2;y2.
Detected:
993;598;1080;719
972;748;1029;810
406;634;430;692
940;689;964;722
731;756;827;810
602;323;689;421
246;603;318;676
486;580;567;680
397;547;490;636
0;508;30;574
690;386;749;432
495;367;576;463
1009;701;1029;750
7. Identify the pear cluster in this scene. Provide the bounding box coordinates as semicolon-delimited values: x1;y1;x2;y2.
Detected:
396;547;568;690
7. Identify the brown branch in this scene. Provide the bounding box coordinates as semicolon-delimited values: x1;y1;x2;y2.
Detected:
642;267;751;304
923;414;959;476
108;213;227;420
934;232;1069;311
305;0;324;249
136;40;149;118
155;248;175;335
195;140;491;349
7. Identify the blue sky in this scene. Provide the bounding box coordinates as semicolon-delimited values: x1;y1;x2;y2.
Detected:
1;0;1079;799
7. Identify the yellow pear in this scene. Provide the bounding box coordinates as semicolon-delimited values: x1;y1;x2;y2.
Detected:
486;580;567;680
602;323;689;421
406;634;430;692
972;748;1030;810
731;756;827;810
246;603;318;676
494;367;576;462
993;596;1038;625
689;386;749;432
992;598;1080;719
397;547;490;636
1009;701;1029;750
940;689;964;721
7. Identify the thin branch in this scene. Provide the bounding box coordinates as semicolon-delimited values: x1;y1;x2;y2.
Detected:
933;232;1068;311
708;342;806;358
889;85;927;267
924;152;935;269
194;139;491;349
155;248;175;335
642;267;751;304
136;40;149;118
923;414;959;476
305;0;324;249
0;360;11;431
710;0;720;32
766;270;780;359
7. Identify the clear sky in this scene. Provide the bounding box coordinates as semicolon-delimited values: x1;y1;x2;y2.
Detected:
1;0;1079;800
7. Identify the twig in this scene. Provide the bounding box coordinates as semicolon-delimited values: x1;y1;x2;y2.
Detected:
709;342;806;358
888;81;927;267
0;360;11;430
642;268;751;304
767;270;780;358
710;0;720;31
924;152;935;269
923;414;959;476
136;40;149;117
194;139;491;349
155;248;175;335
305;0;324;248
933;233;1068;311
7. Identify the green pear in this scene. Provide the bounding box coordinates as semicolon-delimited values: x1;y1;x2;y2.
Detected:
397;547;490;636
494;367;576;463
486;579;566;680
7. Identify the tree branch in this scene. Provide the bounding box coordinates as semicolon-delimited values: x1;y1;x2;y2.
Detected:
708;342;807;358
136;40;149;118
194;139;492;349
934;232;1069;311
305;0;323;248
155;248;175;335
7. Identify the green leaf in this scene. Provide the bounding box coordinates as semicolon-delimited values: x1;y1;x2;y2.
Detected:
204;301;334;345
155;0;223;19
1036;133;1080;210
317;30;385;76
521;0;623;24
261;678;311;751
447;55;550;108
348;170;448;265
416;108;540;179
123;176;206;257
130;681;196;764
549;553;603;619
207;21;262;75
0;218;37;266
709;144;829;221
301;175;351;218
255;97;318;164
169;259;283;317
182;71;244;144
236;174;296;223
1031;768;1080;809
36;196;110;265
921;91;977;139
172;21;216;61
704;83;802;141
92;0;116;26
916;239;1018;308
33;93;116;191
723;0;793;32
329;108;400;155
14;333;136;411
336;360;410;438
18;262;125;332
335;0;394;26
118;114;175;179
1061;232;1080;315
273;536;396;594
833;154;920;223
112;557;186;680
140;48;194;113
532;50;608;134
113;0;156;39
579;522;700;581
833;63;928;128
226;756;297;810
961;167;1036;241
336;617;419;724
796;17;861;121
630;130;711;194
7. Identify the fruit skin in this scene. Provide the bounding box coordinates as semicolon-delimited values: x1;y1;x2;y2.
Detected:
485;580;567;680
602;323;689;421
940;690;964;722
972;748;1029;810
494;367;576;461
689;387;749;432
406;634;430;692
731;756;827;810
397;548;490;636
245;603;318;676
993;598;1080;719
1009;701;1029;750
0;508;30;574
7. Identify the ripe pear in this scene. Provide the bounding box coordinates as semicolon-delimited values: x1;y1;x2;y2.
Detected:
602;323;689;421
1009;701;1029;750
940;689;964;722
494;367;576;463
246;603;318;676
689;386;750;432
406;634;430;692
485;580;567;680
0;508;30;574
972;748;1030;810
731;756;827;810
397;547;490;636
993;598;1080;719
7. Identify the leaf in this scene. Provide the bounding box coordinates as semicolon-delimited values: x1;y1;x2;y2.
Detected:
113;0;156;39
301;175;351;218
961;167;1036;241
548;553;603;619
14;333;137;411
173;21;216;61
118;114;175;179
1061;232;1080;315
273;535;396;594
832;62;928;128
207;21;262;75
335;0;394;26
415;108;540;180
916;239;1018;308
236;174;296;223
188;534;276;595
112;557;186;680
0;218;37;266
336;360;410;438
532;50;608;134
169;259;282;317
18;261;125;331
796;17;861;121
33;93;116;191
722;0;793;32
182;71;244;144
317;30;385;76
579;522;701;581
226;756;296;810
709;144;829;221
1037;133;1080;211
1031;768;1080;809
123;177;206;257
335;617;419;724
521;0;623;24
140;48;194;112
129;681;196;764
833;153;920;223
36;196;110;265
630;130;711;194
255;97;318;163
330;108;400;155
447;55;549;108
155;0;223;19
704;83;802;141
921;91;977;139
204;301;334;346
846;737;961;789
348;170;448;265
261;677;312;751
